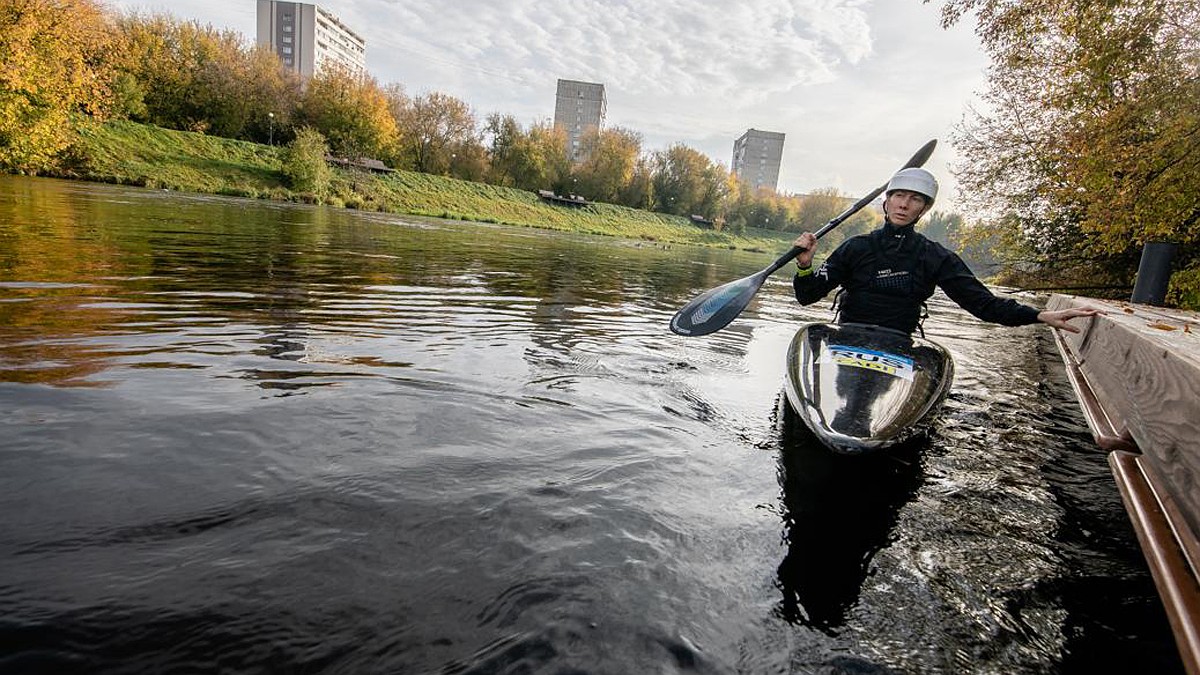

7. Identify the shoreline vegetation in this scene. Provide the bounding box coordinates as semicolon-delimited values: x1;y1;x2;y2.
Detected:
54;121;794;254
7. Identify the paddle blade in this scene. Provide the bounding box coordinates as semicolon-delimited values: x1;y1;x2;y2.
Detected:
669;272;767;336
907;138;937;170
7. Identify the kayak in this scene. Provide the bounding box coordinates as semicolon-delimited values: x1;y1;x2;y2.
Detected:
783;322;955;454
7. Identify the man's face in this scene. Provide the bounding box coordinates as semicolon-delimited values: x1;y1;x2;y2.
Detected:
884;190;930;227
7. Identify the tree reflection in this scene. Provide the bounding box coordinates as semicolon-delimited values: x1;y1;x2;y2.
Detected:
773;399;924;633
0;177;765;390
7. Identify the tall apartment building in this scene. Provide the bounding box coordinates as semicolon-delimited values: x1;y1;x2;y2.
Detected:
731;129;786;193
256;1;366;79
553;79;606;163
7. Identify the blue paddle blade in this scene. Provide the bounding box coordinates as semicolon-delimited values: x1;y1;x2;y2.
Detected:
669;271;767;336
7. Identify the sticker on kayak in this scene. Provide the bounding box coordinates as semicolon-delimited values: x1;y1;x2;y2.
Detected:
822;345;915;380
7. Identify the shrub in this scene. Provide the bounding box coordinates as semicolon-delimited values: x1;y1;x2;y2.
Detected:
282;127;330;200
1168;267;1200;311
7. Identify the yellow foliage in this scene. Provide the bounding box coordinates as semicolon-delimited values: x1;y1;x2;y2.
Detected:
0;0;117;172
302;65;398;160
934;0;1199;307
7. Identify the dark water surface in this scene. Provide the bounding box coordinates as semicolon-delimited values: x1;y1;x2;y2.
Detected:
0;176;1182;673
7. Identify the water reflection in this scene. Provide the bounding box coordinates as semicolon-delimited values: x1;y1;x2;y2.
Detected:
0;177;734;391
827;363;891;440
773;398;924;633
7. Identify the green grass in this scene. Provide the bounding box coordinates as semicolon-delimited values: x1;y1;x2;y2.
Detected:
70;121;285;197
58;120;792;253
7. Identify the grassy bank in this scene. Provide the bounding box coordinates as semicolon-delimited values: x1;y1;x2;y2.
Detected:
59;121;792;253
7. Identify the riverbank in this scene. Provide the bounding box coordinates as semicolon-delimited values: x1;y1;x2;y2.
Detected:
49;120;791;253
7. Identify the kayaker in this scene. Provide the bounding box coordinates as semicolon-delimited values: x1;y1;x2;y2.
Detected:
790;168;1101;334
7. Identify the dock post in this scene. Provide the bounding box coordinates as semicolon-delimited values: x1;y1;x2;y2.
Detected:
1131;242;1177;306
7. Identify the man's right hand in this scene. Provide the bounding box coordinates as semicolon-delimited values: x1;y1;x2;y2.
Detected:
793;232;817;268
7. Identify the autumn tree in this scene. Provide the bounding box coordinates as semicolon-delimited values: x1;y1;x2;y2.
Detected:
572;127;644;203
183;28;256;137
484;113;521;187
380;83;410;167
233;46;302;145
697;160;734;220
0;0;117;172
715;180;805;231
485;115;569;191
447;140;489;182
300;65;397;160
114;13;182;127
117;14;232;133
394;91;481;174
838;207;881;243
651;144;699;215
793;188;846;233
722;179;754;231
114;13;302;143
932;0;1200;305
951;215;1023;282
528;122;572;192
651;144;730;217
617;154;655;210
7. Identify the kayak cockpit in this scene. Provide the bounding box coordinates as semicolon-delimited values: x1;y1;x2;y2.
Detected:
783;322;954;454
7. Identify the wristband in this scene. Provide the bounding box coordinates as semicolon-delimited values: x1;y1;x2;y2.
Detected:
795;264;813;277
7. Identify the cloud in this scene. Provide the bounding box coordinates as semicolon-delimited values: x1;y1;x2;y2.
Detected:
350;0;875;106
345;0;886;172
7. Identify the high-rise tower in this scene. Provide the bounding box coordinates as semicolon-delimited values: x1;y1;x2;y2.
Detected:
256;1;366;79
731;129;785;192
553;79;607;163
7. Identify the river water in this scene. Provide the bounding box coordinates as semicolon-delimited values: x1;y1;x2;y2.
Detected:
0;176;1182;674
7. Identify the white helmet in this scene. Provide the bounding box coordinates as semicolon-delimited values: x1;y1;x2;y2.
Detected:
886;167;938;204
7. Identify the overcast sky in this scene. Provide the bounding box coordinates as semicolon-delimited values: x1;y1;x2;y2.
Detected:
106;0;990;211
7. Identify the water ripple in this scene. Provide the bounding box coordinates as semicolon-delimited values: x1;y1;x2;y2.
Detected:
0;178;1180;674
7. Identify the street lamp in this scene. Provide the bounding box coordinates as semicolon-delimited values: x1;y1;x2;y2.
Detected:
268;112;275;146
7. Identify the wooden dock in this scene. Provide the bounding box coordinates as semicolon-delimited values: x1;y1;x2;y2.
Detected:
1047;294;1200;675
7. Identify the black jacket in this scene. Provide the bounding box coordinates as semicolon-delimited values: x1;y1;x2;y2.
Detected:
793;223;1040;333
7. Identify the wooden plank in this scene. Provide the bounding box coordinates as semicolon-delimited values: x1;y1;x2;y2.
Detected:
1048;294;1200;545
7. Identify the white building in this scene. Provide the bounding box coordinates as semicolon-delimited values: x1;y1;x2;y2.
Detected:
553;79;607;163
256;1;366;79
731;129;786;193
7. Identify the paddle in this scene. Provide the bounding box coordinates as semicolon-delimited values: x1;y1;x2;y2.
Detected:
669;139;938;336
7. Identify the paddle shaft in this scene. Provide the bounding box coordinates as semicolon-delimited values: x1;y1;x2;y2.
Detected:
760;181;891;277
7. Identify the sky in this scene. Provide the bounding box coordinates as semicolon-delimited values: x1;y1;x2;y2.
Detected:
105;0;991;211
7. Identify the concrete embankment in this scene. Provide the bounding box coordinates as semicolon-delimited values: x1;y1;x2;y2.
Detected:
1047;294;1200;675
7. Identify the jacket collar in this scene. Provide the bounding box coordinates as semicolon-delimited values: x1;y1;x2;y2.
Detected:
880;221;914;239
